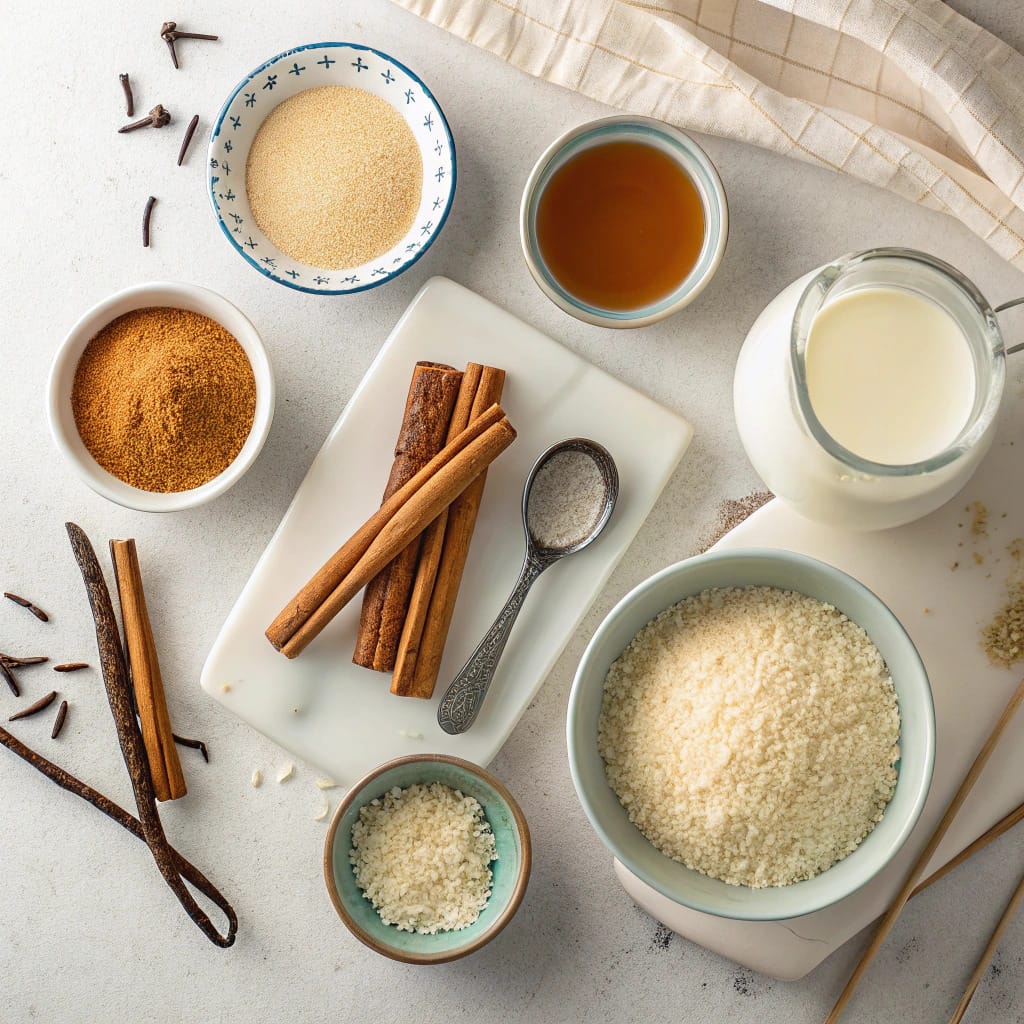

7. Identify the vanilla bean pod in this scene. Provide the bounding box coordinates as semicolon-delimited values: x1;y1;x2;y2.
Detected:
0;724;236;933
66;522;236;948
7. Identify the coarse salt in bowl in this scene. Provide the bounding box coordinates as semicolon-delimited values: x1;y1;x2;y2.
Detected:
208;42;456;295
567;549;935;922
324;754;531;964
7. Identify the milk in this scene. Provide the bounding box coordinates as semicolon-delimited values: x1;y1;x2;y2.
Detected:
734;263;999;531
805;287;975;465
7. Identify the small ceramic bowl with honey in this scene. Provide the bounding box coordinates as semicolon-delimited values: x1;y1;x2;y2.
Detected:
520;116;728;328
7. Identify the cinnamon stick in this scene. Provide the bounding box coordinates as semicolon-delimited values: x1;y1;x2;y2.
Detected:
110;539;187;802
392;364;505;697
266;405;516;659
825;673;1024;1023
354;361;462;671
66;523;235;947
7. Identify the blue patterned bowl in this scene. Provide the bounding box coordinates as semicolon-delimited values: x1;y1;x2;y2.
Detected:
324;754;531;963
208;43;456;295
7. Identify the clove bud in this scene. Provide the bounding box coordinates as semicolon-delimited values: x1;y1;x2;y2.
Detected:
118;104;172;134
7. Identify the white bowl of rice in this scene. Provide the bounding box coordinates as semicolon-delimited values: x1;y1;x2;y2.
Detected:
567;549;935;921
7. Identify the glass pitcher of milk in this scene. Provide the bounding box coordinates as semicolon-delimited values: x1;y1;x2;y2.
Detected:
734;248;1007;530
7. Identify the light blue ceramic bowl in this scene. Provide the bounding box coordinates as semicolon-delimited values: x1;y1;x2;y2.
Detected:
208;42;456;295
520;115;728;327
567;549;935;921
324;754;531;963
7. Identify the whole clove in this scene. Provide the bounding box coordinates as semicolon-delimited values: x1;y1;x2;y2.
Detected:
160;21;219;69
4;592;49;622
9;690;58;722
0;663;18;697
118;104;172;134
119;72;134;117
177;114;199;166
51;700;69;739
172;733;209;763
142;196;157;248
0;652;48;698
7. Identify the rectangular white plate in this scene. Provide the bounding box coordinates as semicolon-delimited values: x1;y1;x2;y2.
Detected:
201;277;692;785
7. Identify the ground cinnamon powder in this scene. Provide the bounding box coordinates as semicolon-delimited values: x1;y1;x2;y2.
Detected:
71;307;256;493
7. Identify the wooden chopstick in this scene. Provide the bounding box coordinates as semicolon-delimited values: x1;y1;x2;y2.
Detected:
910;798;1024;899
825;675;1024;1024
947;867;1024;1023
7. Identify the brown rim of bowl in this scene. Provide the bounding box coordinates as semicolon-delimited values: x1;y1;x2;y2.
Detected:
322;753;533;965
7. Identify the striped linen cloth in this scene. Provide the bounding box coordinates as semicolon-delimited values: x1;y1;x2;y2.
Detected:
392;0;1024;270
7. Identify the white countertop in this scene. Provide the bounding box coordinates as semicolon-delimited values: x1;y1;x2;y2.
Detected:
2;1;1022;1021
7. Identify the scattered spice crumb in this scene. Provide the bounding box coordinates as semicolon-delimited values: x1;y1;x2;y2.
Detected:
982;538;1024;668
221;683;231;693
970;501;989;538
923;608;931;614
699;492;773;552
951;562;960;571
316;778;338;790
277;763;294;783
650;923;673;951
973;552;985;565
251;769;263;788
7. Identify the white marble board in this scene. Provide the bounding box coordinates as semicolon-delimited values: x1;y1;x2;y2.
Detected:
201;277;693;785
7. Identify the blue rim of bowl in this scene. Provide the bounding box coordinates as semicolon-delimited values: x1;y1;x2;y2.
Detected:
566;548;936;921
207;42;457;296
522;119;728;324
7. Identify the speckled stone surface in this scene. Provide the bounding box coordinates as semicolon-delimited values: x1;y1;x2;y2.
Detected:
1;1;1022;1021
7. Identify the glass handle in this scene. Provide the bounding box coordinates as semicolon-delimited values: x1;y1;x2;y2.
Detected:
995;297;1024;356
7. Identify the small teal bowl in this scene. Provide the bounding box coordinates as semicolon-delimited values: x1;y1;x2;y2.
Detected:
324;754;531;963
567;549;935;921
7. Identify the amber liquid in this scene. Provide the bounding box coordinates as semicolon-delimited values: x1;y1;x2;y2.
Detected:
535;140;706;312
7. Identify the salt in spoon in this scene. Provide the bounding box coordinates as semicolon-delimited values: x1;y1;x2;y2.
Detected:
437;438;618;735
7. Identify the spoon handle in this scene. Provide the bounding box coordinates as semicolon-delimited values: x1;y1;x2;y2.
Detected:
437;553;547;735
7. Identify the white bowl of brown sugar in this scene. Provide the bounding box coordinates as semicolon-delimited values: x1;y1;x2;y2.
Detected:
48;281;274;513
208;43;456;295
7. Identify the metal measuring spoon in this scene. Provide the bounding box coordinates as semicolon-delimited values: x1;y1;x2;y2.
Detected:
437;438;618;735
